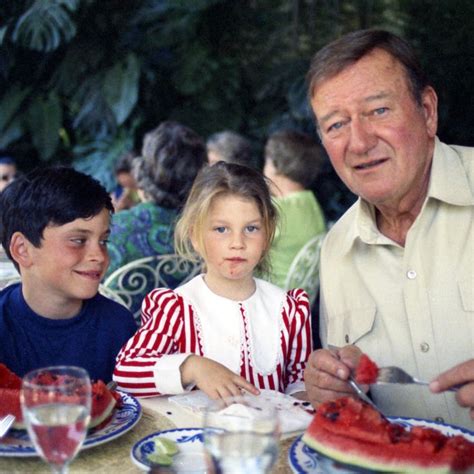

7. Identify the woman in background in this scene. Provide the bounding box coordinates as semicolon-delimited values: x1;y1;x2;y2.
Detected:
106;121;206;276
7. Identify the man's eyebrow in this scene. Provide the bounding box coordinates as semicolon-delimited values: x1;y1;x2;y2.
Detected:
318;91;392;124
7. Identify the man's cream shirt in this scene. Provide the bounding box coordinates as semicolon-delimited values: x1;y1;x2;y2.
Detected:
320;137;474;429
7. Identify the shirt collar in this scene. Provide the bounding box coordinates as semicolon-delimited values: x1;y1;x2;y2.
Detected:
427;137;474;206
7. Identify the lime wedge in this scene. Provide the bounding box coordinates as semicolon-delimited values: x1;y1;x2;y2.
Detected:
147;452;173;466
153;437;179;456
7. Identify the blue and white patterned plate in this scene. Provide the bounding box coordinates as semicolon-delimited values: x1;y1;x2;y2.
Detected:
0;391;141;457
288;416;474;473
131;427;209;473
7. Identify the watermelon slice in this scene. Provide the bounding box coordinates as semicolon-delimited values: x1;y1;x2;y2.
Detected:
0;363;22;389
302;397;474;472
355;354;379;385
88;380;118;429
0;365;118;430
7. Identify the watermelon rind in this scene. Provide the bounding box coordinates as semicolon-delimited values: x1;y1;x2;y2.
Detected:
88;396;116;429
302;430;454;473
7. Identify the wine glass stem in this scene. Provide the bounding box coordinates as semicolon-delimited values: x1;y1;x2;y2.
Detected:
50;464;68;474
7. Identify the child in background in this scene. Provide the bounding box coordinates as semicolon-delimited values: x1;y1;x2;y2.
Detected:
0;156;18;193
0;167;137;381
114;162;312;399
110;150;140;211
264;130;326;288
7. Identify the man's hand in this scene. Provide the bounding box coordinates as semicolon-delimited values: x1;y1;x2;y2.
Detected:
180;355;259;399
304;345;364;408
430;359;474;420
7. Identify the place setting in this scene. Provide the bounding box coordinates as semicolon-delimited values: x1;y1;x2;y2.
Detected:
131;389;315;473
0;365;141;472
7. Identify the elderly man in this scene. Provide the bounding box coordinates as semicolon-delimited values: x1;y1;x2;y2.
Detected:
304;29;474;428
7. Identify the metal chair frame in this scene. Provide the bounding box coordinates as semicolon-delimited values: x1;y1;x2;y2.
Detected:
102;254;203;324
283;233;325;306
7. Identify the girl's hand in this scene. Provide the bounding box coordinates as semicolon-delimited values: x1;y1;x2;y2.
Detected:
180;355;260;399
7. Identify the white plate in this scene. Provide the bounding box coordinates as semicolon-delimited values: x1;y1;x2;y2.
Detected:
0;391;141;457
288;416;474;473
169;389;314;434
131;427;209;473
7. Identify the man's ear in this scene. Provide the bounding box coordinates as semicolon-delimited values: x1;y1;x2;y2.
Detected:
421;86;438;138
9;232;34;268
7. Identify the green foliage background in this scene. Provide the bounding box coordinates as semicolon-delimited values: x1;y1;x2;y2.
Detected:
0;0;472;221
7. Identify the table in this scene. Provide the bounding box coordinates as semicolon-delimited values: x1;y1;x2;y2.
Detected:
0;398;297;473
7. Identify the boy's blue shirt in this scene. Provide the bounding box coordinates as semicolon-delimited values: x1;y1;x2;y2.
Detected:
0;283;137;382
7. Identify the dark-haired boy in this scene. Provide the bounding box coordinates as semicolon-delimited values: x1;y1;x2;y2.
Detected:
0;167;137;381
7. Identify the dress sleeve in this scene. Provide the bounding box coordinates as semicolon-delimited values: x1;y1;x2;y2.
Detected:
113;288;193;397
283;288;313;395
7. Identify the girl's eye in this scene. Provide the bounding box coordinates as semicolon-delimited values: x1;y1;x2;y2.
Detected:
100;239;109;246
71;238;86;245
246;225;259;233
373;107;388;116
214;226;227;234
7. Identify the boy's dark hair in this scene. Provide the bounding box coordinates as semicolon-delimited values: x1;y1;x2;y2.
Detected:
0;156;16;166
0;166;113;266
265;129;326;188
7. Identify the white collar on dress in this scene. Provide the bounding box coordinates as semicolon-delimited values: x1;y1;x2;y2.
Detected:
176;275;285;374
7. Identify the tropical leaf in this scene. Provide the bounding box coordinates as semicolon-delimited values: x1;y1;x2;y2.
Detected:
0;116;24;149
0;85;31;132
0;26;7;44
11;0;79;52
73;132;135;192
25;92;62;160
103;53;140;126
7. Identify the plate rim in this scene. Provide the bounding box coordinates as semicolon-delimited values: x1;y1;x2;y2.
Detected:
130;426;204;471
0;390;142;458
288;415;474;474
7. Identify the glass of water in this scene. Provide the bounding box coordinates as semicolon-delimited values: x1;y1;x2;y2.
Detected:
202;395;280;474
21;366;91;474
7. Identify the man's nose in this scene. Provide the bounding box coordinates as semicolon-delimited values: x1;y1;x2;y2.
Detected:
348;118;377;155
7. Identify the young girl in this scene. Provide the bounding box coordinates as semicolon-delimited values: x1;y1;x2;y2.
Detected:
113;161;312;399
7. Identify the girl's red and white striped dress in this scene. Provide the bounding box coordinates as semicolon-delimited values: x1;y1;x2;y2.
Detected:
114;276;312;397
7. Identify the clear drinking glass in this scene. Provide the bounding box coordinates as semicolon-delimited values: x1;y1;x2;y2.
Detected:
21;366;92;474
203;395;280;474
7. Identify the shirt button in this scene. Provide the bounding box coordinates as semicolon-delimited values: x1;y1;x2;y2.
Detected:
345;334;350;343
420;342;430;352
407;270;417;279
435;417;444;423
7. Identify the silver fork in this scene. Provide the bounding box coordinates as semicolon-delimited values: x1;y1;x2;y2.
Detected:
377;366;460;392
327;345;386;418
0;414;15;438
347;377;387;418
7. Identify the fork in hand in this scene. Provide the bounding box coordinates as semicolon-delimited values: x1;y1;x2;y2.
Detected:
0;414;15;438
377;366;461;392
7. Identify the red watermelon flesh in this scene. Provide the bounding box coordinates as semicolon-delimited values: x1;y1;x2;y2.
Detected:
0;366;118;430
302;397;474;472
88;380;117;429
355;354;379;385
0;363;22;389
0;387;24;429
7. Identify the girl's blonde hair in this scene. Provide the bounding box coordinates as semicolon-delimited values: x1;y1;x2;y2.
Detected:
174;161;278;275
